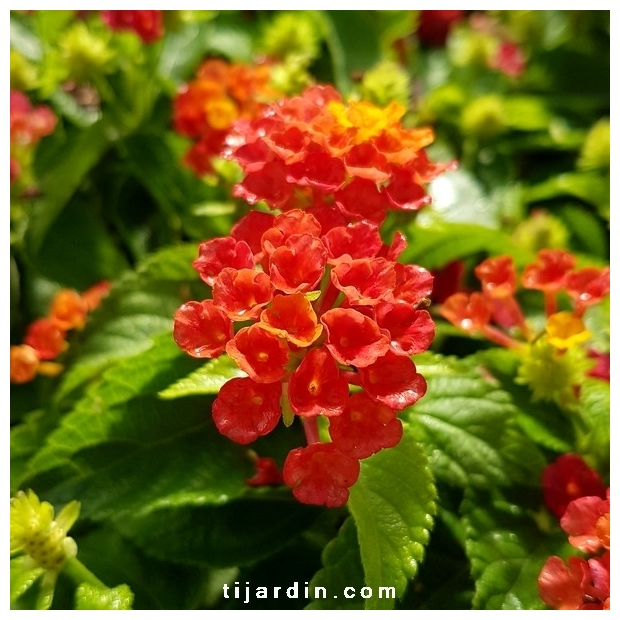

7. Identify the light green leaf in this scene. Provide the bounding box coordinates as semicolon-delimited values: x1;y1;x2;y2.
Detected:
159;355;246;399
348;430;436;610
75;583;134;610
10;557;44;606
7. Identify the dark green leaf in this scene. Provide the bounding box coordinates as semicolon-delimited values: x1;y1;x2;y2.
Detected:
406;353;546;487
306;517;365;610
115;497;322;568
463;486;572;610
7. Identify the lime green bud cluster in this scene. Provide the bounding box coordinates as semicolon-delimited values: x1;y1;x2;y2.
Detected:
10;490;80;571
516;339;594;404
359;60;411;109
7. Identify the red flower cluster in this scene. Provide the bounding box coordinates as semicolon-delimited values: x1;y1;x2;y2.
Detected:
100;10;164;44
224;84;455;226
174;209;435;507
10;91;57;184
440;249;610;348
10;281;110;384
173;58;283;176
538;455;610;610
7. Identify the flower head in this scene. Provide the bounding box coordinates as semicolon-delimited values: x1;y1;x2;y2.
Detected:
11;490;80;571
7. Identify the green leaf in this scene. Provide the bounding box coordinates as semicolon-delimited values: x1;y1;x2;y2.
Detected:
306;517;365;610
347;430;437;610
406;353;546;487
75;583;134;610
159;355;246;399
43;424;253;522
10;557;44;607
401;220;529;271
502;97;553;132
54;280;195;404
134;242;200;281
577;379;610;475
34;191;129;288
462;486;572;610
27;120;112;254
472;349;573;453
22;334;202;481
75;525;212;610
115;498;322;568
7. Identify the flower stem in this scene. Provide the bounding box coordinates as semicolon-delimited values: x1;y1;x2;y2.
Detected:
62;557;108;589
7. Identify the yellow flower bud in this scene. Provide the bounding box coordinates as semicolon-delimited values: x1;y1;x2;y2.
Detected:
10;490;80;571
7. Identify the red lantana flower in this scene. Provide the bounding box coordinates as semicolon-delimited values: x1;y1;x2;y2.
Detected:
560;489;610;554
283;443;360;508
101;10;164;43
225;85;455;227
173;207;437;507
542;453;606;519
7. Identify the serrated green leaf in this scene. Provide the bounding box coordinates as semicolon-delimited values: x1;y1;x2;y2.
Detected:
347;430;436;610
44;425;253;522
577;379;610;475
463;487;572;610
472;349;573;453
407;353;546;487
159;355;246;399
10;557;45;606
115;498;322;567
306;517;365;610
23;334;202;481
75;583;134;610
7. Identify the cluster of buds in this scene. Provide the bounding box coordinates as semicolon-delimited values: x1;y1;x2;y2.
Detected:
10;489;80;571
224;84;455;226
174;208;436;507
538;454;610;610
173;58;284;176
440;249;610;403
10;91;57;184
100;10;164;44
10;281;110;384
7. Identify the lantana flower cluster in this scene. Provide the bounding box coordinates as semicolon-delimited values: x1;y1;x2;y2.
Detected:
10;90;57;185
538;454;610;610
10;281;110;384
174;208;436;507
440;249;610;403
224;84;455;226
173;58;284;176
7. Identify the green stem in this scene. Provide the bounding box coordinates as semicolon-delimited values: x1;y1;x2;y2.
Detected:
62;557;108;589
